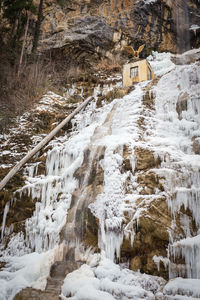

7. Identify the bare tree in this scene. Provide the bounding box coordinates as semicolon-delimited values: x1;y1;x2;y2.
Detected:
18;11;30;76
32;0;43;54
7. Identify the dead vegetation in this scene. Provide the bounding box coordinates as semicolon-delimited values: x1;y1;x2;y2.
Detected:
0;46;124;134
0;56;50;132
95;57;121;74
96;88;127;108
0;55;84;133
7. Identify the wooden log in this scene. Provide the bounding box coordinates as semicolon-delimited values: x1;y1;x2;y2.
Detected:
0;96;92;191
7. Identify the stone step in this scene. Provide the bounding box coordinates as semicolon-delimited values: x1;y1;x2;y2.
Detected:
14;258;85;299
50;261;69;278
14;275;64;299
14;287;61;300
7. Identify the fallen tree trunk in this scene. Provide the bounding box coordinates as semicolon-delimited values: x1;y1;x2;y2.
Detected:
0;96;93;191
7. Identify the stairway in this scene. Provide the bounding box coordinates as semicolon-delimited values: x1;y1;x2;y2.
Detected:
14;259;82;300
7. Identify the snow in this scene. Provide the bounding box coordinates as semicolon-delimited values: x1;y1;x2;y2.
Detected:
61;263;114;300
164;278;200;298
0;164;13;169
1;150;11;155
0;91;70;171
61;257;165;300
142;0;157;4
147;51;175;76
190;25;200;35
0;247;58;300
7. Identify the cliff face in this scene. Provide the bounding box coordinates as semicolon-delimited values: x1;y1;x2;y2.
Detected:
38;0;200;63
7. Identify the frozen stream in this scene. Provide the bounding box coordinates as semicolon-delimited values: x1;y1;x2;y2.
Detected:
0;49;200;299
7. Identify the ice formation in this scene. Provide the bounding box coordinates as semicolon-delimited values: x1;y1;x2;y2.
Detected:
148;54;200;280
89;83;144;261
153;256;169;272
61;256;166;300
190;24;200;35
0;49;200;299
142;0;157;5
0;81;124;298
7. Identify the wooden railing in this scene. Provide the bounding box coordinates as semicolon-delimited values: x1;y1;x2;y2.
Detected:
0;96;92;191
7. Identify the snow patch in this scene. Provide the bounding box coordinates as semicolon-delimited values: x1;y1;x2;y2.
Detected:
0;247;58;300
61;257;166;300
190;25;200;35
147;51;175;76
164;278;200;298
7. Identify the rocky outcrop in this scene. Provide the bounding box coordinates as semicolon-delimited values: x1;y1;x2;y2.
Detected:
38;0;200;64
121;145;171;279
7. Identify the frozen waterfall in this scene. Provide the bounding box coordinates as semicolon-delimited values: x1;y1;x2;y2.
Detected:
0;50;200;299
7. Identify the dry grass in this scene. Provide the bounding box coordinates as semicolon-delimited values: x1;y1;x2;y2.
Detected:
50;62;84;88
0;51;122;133
0;58;50;132
96;88;127;108
0;56;89;133
95;57;121;73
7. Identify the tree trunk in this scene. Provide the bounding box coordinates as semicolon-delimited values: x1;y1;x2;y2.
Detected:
0;0;2;16
0;96;92;192
17;12;30;76
32;0;43;54
10;17;18;40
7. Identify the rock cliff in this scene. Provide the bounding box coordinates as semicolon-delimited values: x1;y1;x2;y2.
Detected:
38;0;200;65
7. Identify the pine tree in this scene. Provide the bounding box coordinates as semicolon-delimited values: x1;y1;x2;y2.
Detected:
3;0;35;49
3;0;34;21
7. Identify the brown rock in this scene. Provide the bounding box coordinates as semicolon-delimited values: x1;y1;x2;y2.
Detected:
130;256;142;271
135;147;161;171
176;92;188;119
37;0;200;65
193;138;200;155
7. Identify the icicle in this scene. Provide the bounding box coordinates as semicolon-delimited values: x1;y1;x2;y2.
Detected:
1;202;10;240
169;236;200;279
153;255;169;272
104;231;123;262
